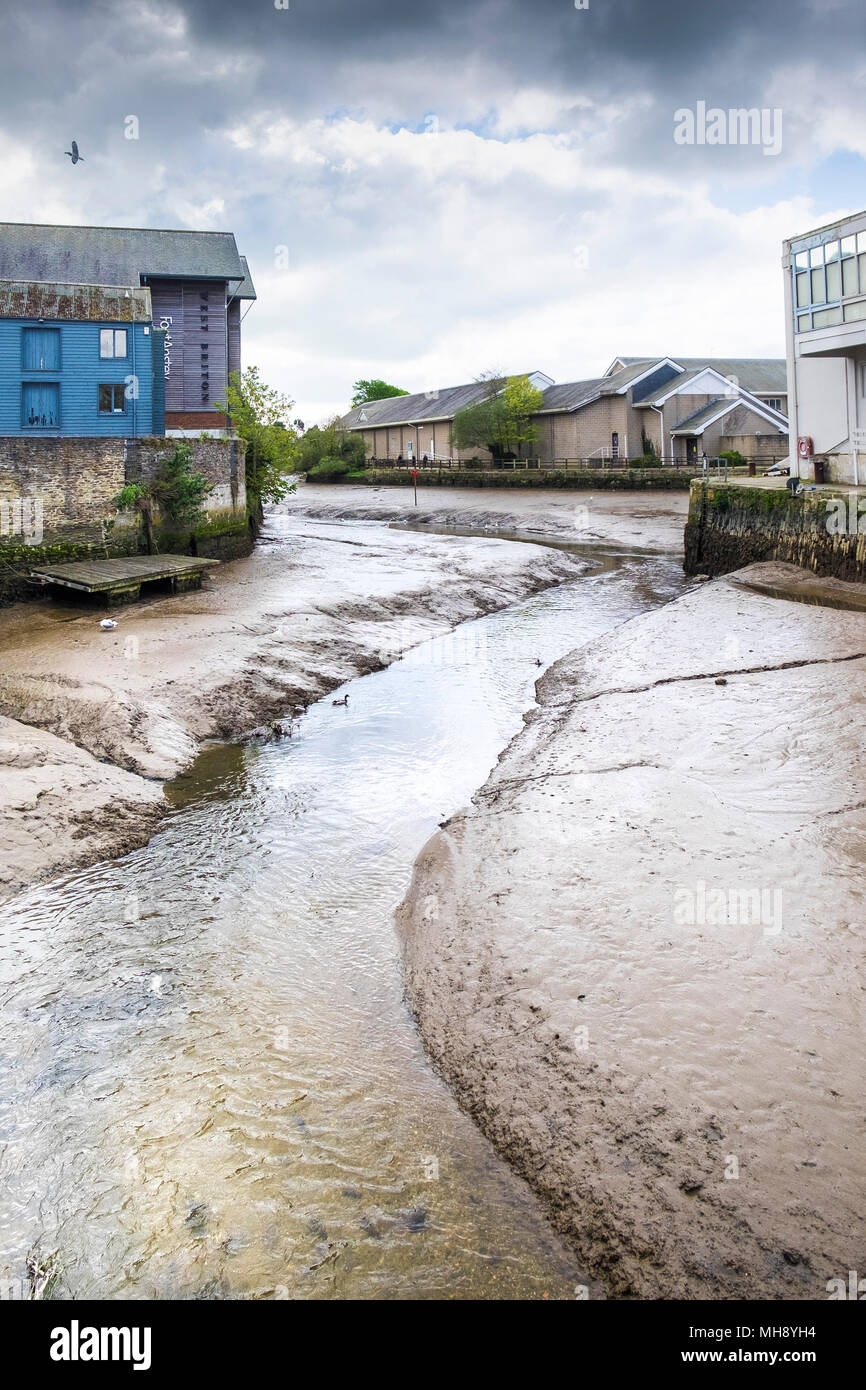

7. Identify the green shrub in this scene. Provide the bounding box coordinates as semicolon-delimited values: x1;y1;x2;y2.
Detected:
299;421;367;476
307;454;352;481
112;442;212;549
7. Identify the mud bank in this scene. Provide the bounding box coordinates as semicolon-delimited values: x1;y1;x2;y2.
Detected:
398;561;866;1299
284;481;689;553
0;513;586;904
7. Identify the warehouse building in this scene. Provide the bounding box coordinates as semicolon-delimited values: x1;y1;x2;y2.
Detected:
0;222;255;435
342;357;787;465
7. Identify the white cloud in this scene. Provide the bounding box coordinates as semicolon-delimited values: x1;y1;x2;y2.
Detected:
216;113;822;420
2;0;865;427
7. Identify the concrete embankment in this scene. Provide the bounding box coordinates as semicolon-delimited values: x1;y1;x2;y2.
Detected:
398;562;866;1298
685;479;866;582
0;511;586;904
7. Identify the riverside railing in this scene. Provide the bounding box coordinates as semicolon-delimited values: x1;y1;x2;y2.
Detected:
365;456;784;474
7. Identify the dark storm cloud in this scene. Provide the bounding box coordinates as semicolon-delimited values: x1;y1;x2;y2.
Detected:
173;0;864;112
1;0;863;421
2;0;864;173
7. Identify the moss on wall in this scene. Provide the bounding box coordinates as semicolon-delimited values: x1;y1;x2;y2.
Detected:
684;481;866;582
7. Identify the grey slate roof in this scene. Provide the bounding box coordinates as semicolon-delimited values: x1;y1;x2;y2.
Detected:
597;360;658;391
232;255;256;300
0;223;256;298
671;358;787;392
343;381;485;427
344;375;554;427
536;363;654;411
344;356;788;430
536;377;608;412
617;356;786;396
613;356;675;366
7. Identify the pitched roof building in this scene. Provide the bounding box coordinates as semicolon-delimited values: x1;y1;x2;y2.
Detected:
0;280;164;437
343;357;788;465
0;223;256;435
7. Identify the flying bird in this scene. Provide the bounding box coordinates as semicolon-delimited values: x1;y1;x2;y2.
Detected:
65;140;84;165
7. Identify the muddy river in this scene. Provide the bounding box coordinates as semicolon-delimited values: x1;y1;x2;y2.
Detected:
0;524;686;1300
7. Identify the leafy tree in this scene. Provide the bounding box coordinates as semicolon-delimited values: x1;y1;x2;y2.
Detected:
501;375;544;454
217;367;299;513
299;417;368;477
452;371;543;459
351;379;409;407
450;394;502;456
113;442;212;553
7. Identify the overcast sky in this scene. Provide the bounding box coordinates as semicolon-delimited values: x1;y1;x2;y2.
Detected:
1;0;865;422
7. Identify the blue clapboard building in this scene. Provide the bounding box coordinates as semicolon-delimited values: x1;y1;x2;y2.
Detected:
0;223;255;437
0;280;164;437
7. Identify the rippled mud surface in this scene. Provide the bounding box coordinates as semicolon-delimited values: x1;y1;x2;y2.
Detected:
399;571;866;1298
0;540;685;1300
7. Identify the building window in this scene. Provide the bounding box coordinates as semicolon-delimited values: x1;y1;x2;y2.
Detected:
98;384;127;414
611;431;619;458
793;230;866;333
22;383;60;429
22;327;61;371
100;328;128;358
764;398;782;411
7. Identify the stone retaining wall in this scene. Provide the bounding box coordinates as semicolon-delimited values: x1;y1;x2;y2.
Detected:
684;480;866;582
0;435;251;605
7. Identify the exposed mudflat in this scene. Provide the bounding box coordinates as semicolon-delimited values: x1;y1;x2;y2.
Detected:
397;561;866;1299
284;481;690;552
0;508;586;903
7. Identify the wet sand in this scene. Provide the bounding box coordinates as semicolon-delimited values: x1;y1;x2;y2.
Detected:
2;478;863;1299
0;507;586;903
398;561;866;1298
283;480;690;552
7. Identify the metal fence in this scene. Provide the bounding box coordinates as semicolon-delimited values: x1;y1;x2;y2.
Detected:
366;455;787;475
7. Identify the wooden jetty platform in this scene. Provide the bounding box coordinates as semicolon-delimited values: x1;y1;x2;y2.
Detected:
31;554;220;605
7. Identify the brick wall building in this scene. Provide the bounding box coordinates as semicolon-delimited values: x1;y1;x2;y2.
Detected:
343;357;788;465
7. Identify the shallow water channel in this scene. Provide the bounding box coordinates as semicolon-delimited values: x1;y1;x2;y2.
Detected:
0;525;686;1300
